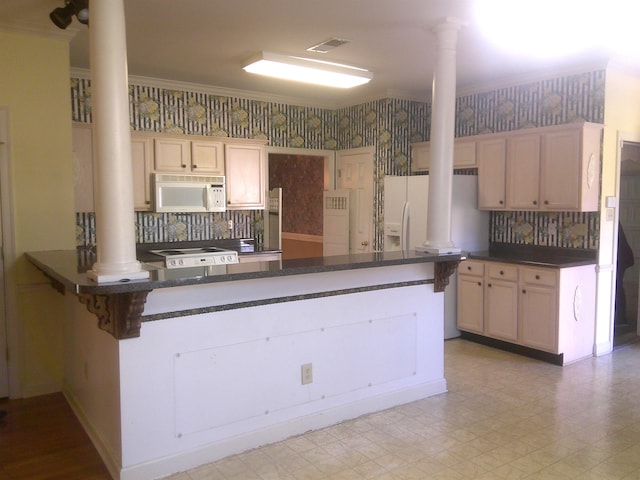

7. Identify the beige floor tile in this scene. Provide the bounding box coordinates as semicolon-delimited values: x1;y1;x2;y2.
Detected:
160;340;640;480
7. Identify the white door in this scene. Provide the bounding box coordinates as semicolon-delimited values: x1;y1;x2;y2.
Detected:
336;147;373;254
323;190;350;256
0;110;8;397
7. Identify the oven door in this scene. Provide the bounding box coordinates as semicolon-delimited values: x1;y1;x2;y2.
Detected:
154;181;210;212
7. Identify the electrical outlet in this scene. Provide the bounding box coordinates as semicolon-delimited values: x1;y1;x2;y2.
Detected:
301;363;313;385
606;208;614;222
228;219;233;229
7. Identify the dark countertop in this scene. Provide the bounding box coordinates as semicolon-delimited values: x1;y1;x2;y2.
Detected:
26;248;463;295
466;243;597;268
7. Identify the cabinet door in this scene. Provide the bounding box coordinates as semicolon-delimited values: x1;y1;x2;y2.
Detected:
519;284;557;352
477;138;507;210
485;278;519;342
540;128;581;210
154;138;191;172
225;144;265;209
506;134;540;209
454;141;476;168
457;274;484;334
191;141;224;175
131;135;152;211
411;143;430;172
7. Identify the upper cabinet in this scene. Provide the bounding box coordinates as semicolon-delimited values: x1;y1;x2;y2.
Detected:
153;137;224;175
72;126;267;212
478;122;602;212
477;137;507;210
410;139;477;172
225;142;266;209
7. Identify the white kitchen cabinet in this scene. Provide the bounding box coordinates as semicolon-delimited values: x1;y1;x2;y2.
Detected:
225;142;266;209
484;263;519;342
410;139;477;172
519;267;558;352
457;258;596;365
456;260;485;334
540;122;601;212
153;137;224;174
131;134;153;211
506;133;541;209
73;125;153;212
477;137;507;210
476;122;602;212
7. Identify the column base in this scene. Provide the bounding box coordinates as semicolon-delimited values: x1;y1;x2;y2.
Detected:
87;266;150;284
415;244;462;255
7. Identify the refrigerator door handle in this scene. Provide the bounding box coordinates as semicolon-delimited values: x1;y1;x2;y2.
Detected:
401;201;410;251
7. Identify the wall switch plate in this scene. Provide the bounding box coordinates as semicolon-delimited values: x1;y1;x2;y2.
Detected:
606;208;615;222
301;363;313;385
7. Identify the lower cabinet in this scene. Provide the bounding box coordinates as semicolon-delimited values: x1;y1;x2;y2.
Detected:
457;259;596;364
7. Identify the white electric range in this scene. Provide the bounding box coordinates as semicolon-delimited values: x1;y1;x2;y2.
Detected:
150;247;239;269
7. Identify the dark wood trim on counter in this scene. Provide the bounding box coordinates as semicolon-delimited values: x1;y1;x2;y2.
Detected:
434;260;461;292
79;291;151;339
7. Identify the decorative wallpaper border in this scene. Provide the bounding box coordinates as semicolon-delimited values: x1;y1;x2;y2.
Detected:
71;69;606;251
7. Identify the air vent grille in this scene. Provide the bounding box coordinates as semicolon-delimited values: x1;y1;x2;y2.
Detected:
306;38;349;53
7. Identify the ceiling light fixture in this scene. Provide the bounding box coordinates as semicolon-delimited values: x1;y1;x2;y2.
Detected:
49;0;89;30
242;51;372;89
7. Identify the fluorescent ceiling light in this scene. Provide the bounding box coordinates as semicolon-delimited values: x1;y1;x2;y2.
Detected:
242;51;373;89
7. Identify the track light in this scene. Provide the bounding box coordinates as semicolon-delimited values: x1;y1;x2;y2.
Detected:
49;0;89;30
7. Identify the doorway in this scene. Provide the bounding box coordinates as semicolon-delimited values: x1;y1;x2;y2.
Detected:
267;147;334;260
616;141;640;347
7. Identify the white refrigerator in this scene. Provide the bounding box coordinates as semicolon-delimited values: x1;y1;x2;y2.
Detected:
383;175;489;338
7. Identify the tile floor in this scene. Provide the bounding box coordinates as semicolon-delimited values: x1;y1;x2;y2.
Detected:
164;339;640;479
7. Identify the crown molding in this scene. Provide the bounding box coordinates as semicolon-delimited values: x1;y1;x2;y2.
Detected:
456;60;609;97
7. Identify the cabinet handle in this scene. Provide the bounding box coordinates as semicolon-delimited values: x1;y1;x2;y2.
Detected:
499;200;504;205
522;289;527;294
532;200;537;205
477;282;482;286
181;164;187;168
499;270;504;275
535;275;540;280
467;266;472;270
193;164;198;169
544;200;549;205
488;283;492;288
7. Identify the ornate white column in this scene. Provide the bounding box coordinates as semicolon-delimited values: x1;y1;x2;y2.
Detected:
417;18;464;255
86;0;149;283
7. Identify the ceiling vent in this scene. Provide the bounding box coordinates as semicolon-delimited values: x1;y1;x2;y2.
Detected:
306;38;349;53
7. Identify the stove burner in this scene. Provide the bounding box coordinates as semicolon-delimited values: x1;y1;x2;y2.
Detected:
202;247;225;252
157;250;186;255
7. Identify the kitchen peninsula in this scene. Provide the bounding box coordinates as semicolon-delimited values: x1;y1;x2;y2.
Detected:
26;248;461;480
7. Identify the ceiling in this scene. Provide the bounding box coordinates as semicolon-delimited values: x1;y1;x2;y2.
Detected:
0;0;627;107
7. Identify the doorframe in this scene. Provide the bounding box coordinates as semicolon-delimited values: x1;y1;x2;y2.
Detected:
0;107;18;398
266;146;336;190
617;132;640;337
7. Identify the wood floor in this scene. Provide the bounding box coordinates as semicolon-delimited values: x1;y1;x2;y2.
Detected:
0;393;111;480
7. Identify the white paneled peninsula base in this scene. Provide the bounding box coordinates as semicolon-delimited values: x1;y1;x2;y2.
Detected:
27;250;460;480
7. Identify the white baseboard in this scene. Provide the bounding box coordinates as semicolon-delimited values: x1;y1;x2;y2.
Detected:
119;379;447;480
63;386;122;480
282;232;323;243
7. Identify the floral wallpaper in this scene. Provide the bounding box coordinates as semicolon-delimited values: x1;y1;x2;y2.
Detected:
72;68;605;251
269;154;324;236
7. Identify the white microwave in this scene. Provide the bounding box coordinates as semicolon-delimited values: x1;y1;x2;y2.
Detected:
153;173;226;213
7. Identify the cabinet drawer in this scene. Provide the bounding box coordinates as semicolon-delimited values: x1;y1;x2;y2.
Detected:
521;267;557;287
487;263;518;281
459;260;484;277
